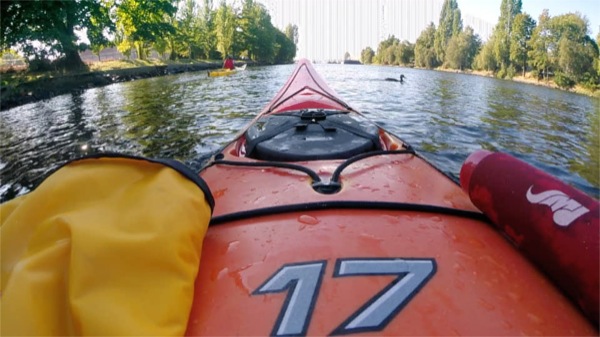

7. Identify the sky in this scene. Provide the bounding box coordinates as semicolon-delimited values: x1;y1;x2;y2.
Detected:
457;0;600;38
259;0;600;61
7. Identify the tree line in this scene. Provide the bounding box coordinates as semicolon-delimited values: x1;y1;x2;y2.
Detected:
0;0;298;71
361;0;600;90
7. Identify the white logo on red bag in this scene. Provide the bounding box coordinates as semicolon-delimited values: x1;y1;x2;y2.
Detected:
526;186;589;227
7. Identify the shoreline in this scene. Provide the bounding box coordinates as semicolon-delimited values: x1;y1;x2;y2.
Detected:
432;67;600;98
0;61;226;111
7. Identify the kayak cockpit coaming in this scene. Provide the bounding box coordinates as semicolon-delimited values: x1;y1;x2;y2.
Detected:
225;109;409;160
244;109;383;162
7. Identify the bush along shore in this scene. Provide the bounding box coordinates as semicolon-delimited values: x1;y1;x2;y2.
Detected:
0;60;235;111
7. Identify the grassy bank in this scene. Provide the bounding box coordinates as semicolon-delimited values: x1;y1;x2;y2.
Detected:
434;67;600;98
0;59;225;111
511;73;600;98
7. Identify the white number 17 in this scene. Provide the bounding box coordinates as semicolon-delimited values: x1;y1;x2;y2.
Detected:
253;258;436;336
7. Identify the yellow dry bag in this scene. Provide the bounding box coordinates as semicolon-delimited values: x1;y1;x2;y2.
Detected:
1;155;213;336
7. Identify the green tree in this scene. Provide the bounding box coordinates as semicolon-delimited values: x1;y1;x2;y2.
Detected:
170;0;196;59
273;28;296;63
88;0;115;62
381;46;396;65
415;23;439;69
163;0;182;60
492;0;522;76
361;47;375;64
528;11;598;86
596;32;600;78
445;26;480;70
249;4;276;62
197;0;216;59
434;0;462;64
375;35;400;64
397;41;415;65
90;31;113;62
509;13;536;77
549;13;589;42
474;40;497;71
552;14;598;86
115;0;177;60
465;27;482;68
528;10;552;81
238;0;281;62
284;24;299;46
0;0;113;71
172;0;210;60
378;45;398;65
238;0;257;58
213;1;237;58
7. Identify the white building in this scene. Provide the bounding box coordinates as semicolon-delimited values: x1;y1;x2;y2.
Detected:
258;0;493;62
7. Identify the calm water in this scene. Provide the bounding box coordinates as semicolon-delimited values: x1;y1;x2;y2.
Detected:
1;64;598;202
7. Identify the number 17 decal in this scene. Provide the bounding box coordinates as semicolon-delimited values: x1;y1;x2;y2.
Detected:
253;258;436;336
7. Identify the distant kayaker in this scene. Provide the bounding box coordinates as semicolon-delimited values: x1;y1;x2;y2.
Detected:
385;74;405;83
223;56;235;70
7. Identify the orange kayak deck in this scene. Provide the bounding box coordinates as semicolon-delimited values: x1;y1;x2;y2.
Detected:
187;148;595;335
188;213;594;335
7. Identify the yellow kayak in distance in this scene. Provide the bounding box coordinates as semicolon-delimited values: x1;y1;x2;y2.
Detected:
208;64;247;77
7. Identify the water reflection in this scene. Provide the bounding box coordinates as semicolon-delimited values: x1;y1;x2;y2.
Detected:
122;77;199;159
0;93;97;200
480;83;533;155
93;86;126;152
570;103;600;187
68;92;95;154
1;64;598;202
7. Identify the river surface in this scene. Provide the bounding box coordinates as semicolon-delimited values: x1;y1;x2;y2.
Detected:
1;64;598;202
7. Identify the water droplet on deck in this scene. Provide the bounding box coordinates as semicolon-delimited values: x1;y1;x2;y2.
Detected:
455;250;474;261
298;215;320;225
227;240;240;253
217;268;229;280
453;262;465;273
527;312;544;325
382;215;400;224
507;291;522;302
502;319;513;329
478;298;495;311
214;188;227;198
359;233;383;243
229;264;253;294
